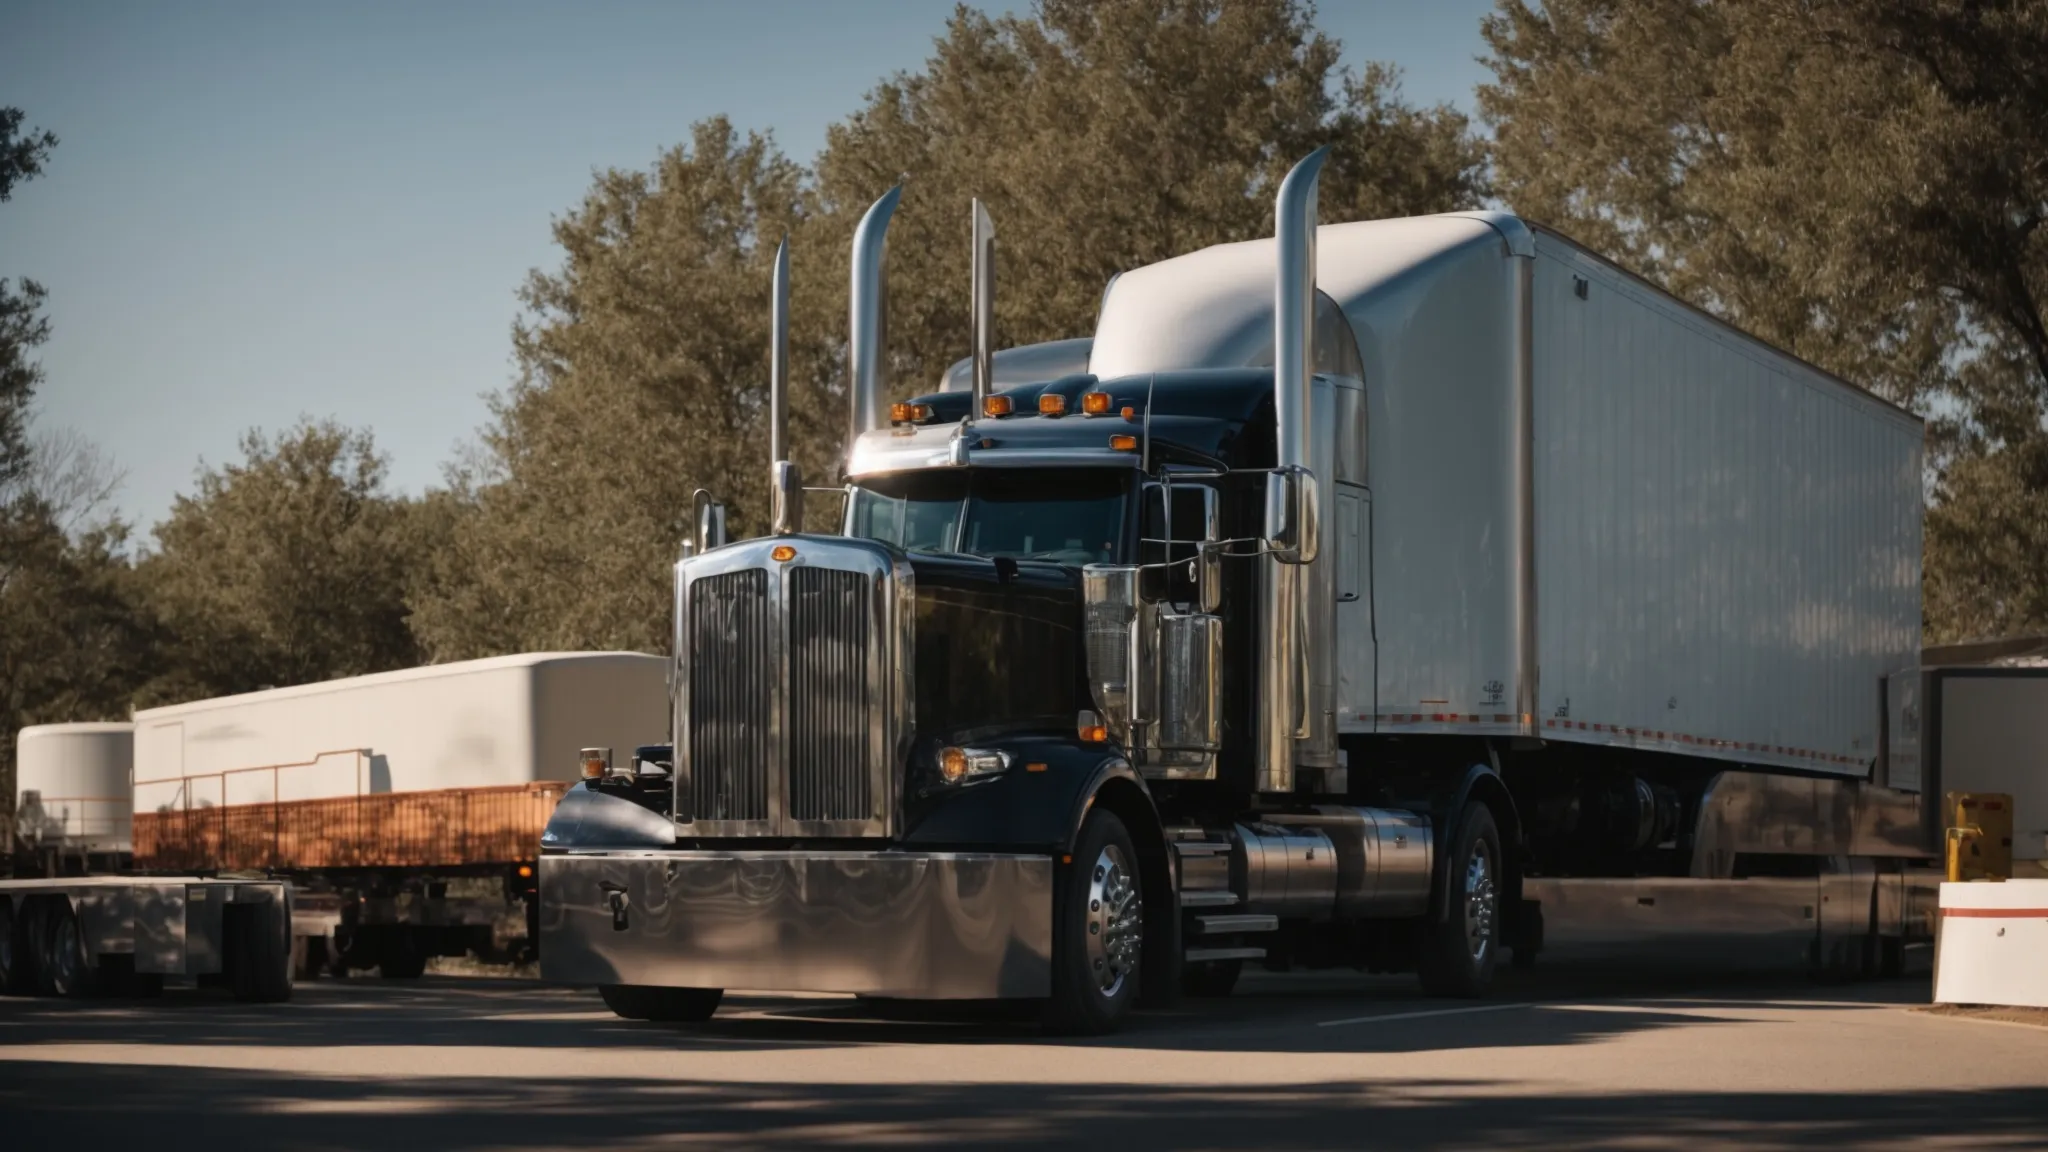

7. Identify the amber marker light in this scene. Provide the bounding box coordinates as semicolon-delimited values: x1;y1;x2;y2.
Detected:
771;544;797;562
1081;392;1112;415
1025;762;1048;773
517;864;533;878
1108;434;1138;452
1078;710;1109;743
579;747;610;779
1038;393;1067;416
983;395;1014;417
890;402;912;423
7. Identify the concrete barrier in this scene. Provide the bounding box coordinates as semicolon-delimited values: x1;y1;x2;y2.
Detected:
1934;878;2048;1008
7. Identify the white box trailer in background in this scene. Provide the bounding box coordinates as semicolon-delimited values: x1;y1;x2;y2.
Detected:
12;722;136;872
1885;664;2048;875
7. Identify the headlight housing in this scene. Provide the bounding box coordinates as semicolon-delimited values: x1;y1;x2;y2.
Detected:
938;746;1012;786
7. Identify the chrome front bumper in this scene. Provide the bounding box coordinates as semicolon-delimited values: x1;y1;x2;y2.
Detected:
538;850;1054;999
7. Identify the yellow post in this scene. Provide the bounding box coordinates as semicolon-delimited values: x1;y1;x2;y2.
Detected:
1945;792;2014;882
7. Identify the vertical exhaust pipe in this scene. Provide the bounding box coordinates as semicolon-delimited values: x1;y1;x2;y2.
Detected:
971;198;995;416
848;186;904;458
768;235;802;534
1258;146;1329;794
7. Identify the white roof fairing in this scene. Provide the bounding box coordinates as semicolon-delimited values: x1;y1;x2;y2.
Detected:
1087;213;1515;380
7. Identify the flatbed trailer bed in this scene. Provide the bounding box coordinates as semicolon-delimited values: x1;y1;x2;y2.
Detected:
0;875;292;1001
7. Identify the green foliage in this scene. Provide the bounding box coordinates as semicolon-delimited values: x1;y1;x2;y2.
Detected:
1479;0;2048;640
138;421;429;704
412;0;1487;659
0;106;58;498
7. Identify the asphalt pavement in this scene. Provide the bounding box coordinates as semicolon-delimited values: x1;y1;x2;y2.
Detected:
2;957;2045;1150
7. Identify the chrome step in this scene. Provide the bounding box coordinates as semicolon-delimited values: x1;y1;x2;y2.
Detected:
1170;841;1230;857
1195;913;1278;935
1185;946;1265;963
1179;890;1239;909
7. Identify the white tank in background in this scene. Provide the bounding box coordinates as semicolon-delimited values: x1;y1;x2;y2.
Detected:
14;722;136;855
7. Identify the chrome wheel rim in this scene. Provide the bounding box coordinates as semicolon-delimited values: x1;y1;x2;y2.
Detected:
1464;839;1497;963
1084;842;1142;997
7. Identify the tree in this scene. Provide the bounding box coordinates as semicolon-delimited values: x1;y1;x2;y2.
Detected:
412;0;1487;659
139;421;427;704
1478;0;2048;639
0;108;58;493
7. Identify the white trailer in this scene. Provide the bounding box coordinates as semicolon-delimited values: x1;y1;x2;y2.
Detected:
13;722;135;871
128;651;667;977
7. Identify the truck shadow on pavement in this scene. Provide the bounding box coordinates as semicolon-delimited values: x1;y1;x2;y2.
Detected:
0;1059;2044;1151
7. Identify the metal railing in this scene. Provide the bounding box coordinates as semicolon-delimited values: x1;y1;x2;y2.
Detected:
132;748;568;870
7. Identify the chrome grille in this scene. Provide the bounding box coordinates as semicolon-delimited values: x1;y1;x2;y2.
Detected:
687;569;770;822
787;567;873;822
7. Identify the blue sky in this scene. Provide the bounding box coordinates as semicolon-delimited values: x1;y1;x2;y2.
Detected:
2;0;1499;533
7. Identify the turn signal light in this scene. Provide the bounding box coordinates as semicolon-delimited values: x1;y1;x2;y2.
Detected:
1082;392;1112;415
1078;711;1108;744
517;864;533;878
771;544;797;562
1121;406;1137;420
939;746;1011;784
1109;434;1138;452
983;395;1014;417
579;747;611;779
889;402;933;424
1038;394;1067;416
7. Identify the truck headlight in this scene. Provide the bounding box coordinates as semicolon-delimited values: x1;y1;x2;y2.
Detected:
939;746;1012;785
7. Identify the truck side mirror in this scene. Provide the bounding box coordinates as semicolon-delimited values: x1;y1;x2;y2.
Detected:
1263;466;1319;564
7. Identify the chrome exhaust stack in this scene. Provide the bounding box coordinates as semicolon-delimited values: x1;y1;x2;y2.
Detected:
768;235;803;534
1258;147;1329;794
971;198;995;418
847;186;903;460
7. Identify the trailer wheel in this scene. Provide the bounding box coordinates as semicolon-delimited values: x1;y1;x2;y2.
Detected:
599;984;722;1022
227;899;293;1003
1181;958;1242;999
0;899;28;996
1418;801;1501;998
1042;809;1143;1035
43;902;100;999
378;932;428;979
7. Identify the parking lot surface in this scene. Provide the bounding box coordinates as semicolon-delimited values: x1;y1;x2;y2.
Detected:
3;960;2045;1150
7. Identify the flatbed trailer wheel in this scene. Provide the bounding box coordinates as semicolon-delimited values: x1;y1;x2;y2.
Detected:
43;901;100;999
0;898;27;995
1418;801;1502;999
227;899;293;1003
1042;808;1144;1035
599;984;722;1022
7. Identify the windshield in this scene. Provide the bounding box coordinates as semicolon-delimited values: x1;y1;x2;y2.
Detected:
848;469;1129;566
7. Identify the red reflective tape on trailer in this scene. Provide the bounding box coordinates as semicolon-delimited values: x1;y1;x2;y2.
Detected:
1494;714;1514;724
1942;907;2048;918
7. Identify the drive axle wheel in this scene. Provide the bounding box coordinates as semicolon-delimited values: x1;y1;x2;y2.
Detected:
1043;809;1143;1035
1418;801;1502;999
600;984;723;1022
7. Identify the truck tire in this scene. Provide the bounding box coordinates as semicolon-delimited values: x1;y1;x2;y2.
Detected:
378;932;428;980
43;902;100;999
1181;958;1242;999
228;900;294;1003
1418;801;1501;999
599;984;722;1022
0;899;29;996
1042;809;1144;1035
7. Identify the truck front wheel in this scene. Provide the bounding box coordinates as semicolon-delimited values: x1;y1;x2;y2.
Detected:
1043;809;1144;1035
1418;801;1502;998
600;984;722;1022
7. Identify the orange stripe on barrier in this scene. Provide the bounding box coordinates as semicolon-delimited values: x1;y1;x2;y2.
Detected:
1941;907;2048;918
